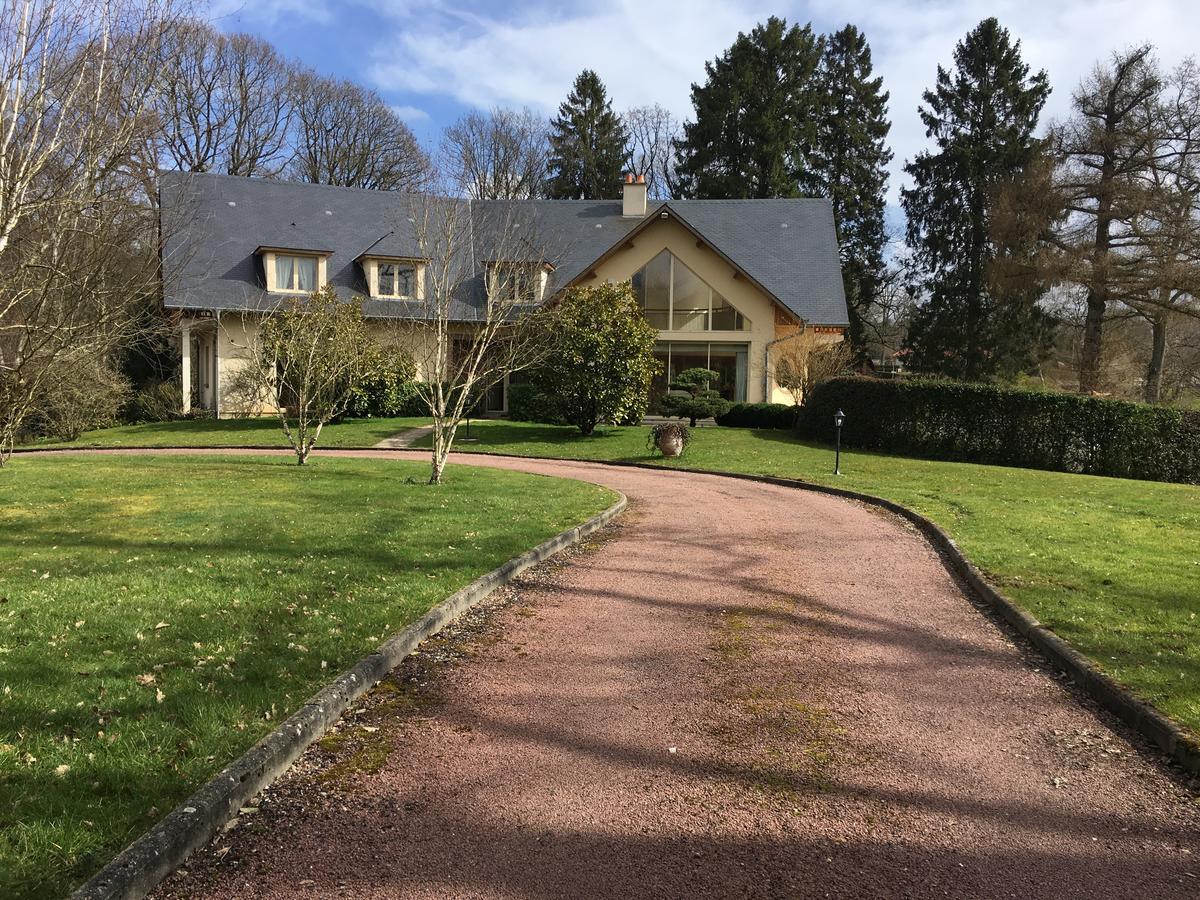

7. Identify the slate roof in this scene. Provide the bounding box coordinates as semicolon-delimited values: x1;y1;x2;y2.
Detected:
159;171;848;326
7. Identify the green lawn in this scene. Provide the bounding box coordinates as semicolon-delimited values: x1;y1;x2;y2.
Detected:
26;415;429;450
415;421;1200;738
0;454;614;899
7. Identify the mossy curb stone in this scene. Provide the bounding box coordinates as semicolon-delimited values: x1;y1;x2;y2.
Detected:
71;492;627;900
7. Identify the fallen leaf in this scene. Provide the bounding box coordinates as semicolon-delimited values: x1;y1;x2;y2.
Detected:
135;673;156;686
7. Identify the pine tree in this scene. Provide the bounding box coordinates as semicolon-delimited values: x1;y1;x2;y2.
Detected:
674;17;823;199
901;18;1052;380
809;25;892;358
546;70;629;199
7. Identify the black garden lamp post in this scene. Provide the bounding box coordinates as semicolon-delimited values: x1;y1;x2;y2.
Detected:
834;408;845;476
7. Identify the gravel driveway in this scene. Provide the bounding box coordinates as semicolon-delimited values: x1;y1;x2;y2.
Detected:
137;451;1198;899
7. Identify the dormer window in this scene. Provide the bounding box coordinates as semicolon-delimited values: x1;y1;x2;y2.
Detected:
275;255;317;292
257;247;330;294
362;257;425;299
378;262;418;298
487;261;548;305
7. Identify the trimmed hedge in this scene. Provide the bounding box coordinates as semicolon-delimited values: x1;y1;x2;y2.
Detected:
798;376;1200;484
715;402;799;429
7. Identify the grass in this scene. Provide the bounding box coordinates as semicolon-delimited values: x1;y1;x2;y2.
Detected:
26;415;430;450
0;454;615;899
407;420;1200;738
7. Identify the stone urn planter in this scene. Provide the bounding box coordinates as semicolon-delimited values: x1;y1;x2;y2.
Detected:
649;422;690;458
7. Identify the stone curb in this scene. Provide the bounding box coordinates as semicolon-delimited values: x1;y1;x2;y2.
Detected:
70;491;627;900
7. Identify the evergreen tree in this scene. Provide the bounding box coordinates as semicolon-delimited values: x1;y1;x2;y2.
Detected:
546;70;629;199
674;17;823;199
901;18;1052;380
809;25;893;358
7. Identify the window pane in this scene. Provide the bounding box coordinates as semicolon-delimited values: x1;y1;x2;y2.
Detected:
708;343;748;401
378;264;396;296
666;342;709;384
635;250;670;329
275;255;295;290
397;264;416;297
711;291;748;330
295;257;316;292
671;258;710;331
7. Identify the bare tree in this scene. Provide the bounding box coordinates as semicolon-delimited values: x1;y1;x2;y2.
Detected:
771;329;852;405
227;286;379;465
624;103;679;200
0;0;180;464
287;71;430;191
440;107;548;199
221;31;294;177
1050;47;1161;394
1117;60;1200;402
393;197;554;483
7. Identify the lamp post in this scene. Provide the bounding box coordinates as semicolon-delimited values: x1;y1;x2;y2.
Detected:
834;408;845;475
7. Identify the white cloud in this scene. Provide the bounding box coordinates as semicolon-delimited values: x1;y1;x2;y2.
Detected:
391;104;431;123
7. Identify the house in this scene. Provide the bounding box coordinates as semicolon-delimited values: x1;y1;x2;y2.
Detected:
158;171;849;416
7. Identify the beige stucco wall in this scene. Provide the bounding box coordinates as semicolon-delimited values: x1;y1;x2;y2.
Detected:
573;215;841;404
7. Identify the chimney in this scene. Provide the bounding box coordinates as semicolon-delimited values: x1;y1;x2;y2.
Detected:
622;172;648;217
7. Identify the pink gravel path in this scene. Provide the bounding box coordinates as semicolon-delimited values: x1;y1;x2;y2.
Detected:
77;449;1197;898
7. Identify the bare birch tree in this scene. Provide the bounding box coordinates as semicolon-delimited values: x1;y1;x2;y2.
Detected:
624;103;679;200
395;197;554;483
440;107;548;199
287;71;430;190
0;0;181;464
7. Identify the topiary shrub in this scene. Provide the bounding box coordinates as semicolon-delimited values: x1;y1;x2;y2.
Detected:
798;376;1200;484
715;402;798;429
661;367;731;426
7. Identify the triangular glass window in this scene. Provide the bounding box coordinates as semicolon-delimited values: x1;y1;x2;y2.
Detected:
630;250;750;331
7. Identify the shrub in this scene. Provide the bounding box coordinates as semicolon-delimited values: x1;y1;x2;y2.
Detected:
529;283;660;435
507;383;566;424
716;402;798;429
124;379;183;423
661;367;731;426
798;376;1200;484
30;361;131;441
346;351;419;418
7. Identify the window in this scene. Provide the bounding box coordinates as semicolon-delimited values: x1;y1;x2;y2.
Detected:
487;262;544;305
631;250;749;331
273;254;317;293
377;262;419;298
650;341;748;405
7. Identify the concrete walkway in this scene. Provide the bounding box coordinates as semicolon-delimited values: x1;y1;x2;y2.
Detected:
122;450;1196;898
372;424;435;449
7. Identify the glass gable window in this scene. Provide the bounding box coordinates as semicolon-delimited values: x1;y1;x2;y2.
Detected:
274;254;317;292
377;262;418;298
631;250;749;331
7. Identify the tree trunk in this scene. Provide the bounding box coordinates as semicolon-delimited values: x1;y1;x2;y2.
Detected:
1144;312;1168;404
1079;291;1107;394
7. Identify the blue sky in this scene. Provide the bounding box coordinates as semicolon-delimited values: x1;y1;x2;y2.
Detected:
210;0;1198;213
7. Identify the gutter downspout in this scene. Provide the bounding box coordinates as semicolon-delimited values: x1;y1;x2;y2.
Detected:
213;309;221;419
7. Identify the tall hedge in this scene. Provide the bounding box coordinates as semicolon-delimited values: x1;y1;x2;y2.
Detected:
798;376;1200;484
